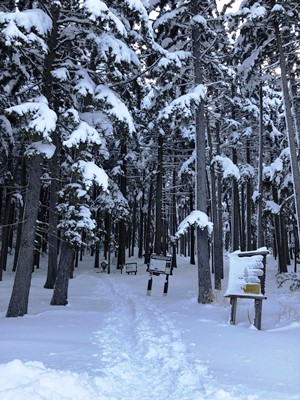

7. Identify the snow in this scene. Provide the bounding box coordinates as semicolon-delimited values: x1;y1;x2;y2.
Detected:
192;15;208;28
6;96;57;139
0;9;51;51
0;253;300;400
75;70;95;96
73;160;109;191
212;155;240;180
224;250;266;296
264;200;281;215
28;141;56;159
0;9;52;35
95;85;135;133
51;67;70;81
83;0;127;37
94;33;140;65
176;210;213;237
63;121;106;148
158;85;206;121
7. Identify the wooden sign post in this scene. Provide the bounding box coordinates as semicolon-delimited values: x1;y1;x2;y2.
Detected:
146;254;173;296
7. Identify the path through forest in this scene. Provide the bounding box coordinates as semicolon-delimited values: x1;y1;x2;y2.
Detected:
91;275;207;399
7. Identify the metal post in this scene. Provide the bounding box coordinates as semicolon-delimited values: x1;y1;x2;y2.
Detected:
163;274;169;296
147;275;153;296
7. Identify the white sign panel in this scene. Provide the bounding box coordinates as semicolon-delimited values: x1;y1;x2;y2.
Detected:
149;255;172;275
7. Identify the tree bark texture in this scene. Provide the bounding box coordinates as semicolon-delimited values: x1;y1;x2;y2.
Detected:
44;154;59;288
6;155;44;317
50;240;74;306
154;134;164;255
191;9;213;303
275;23;300;242
117;143;127;268
257;83;264;248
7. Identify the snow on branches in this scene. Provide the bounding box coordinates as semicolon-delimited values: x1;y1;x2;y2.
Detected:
95;85;135;133
5;96;57;141
158;85;205;121
0;9;52;49
211;155;240;180
72;160;109;193
176;210;213;238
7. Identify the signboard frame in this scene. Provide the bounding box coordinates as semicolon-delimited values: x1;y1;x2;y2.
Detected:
148;254;173;275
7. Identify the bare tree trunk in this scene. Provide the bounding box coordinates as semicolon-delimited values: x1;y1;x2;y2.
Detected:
50;240;74;306
246;138;253;250
131;196;137;257
272;185;287;273
257;83;264;248
138;184;145;258
44;133;60;288
117;143;127;268
191;7;213;303
144;179;153;265
0;188;13;280
189;191;195;265
6;155;44;317
154;134;164;255
207;122;222;289
275;23;300;240
231;148;240;251
290;74;300;150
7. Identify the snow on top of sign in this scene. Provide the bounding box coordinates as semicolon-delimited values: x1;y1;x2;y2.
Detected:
224;250;267;296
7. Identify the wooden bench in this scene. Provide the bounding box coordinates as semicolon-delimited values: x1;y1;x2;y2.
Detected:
224;249;269;330
125;262;137;275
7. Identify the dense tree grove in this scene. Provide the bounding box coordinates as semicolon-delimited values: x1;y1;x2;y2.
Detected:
0;0;299;315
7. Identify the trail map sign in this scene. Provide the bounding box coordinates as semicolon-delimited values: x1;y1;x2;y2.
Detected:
147;254;173;296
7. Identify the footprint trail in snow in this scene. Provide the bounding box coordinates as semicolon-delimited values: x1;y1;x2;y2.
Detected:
92;277;206;400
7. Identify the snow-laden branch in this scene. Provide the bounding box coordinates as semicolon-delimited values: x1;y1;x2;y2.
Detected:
211;155;240;180
83;0;127;37
6;96;57;139
72;160;109;192
158;85;205;121
95;85;135;133
176;210;213;238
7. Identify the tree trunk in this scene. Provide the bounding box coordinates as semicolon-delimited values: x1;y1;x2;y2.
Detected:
138;184;145;258
189;191;195;265
207;122;222;289
231;147;240;251
144;179;153;265
154;134;164;255
191;9;213;303
50;240;74;306
44;151;59;288
0;189;13;280
257;83;264;248
6;154;44;317
272;185;287;273
246;138;253;250
275;23;300;242
117;143;127;268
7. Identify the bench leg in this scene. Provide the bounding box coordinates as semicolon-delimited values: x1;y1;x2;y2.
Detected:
254;299;263;330
230;297;237;325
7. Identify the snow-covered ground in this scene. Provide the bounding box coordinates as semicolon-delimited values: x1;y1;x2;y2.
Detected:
0;252;299;400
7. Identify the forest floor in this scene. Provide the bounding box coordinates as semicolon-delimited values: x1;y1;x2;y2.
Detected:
0;252;299;399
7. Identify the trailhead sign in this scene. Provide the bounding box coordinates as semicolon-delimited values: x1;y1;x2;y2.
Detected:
146;254;173;296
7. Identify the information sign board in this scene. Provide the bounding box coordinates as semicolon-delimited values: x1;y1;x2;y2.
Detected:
148;254;172;275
